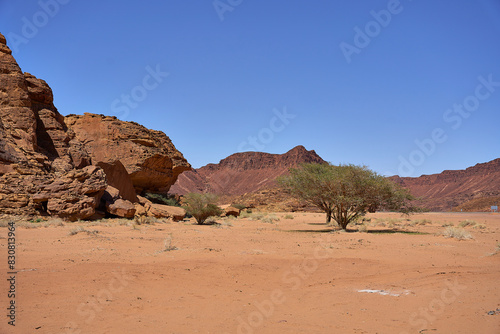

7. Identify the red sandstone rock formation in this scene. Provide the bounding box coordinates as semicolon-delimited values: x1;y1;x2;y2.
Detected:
0;32;190;220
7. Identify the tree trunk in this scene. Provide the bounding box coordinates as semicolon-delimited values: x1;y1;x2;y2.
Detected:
325;211;331;224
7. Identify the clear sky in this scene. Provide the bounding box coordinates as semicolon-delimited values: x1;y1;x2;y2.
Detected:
1;0;499;176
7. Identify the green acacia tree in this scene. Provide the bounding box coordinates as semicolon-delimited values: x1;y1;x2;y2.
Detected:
278;163;415;230
182;192;223;225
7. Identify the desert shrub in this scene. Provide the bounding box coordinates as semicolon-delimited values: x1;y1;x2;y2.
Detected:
183;193;222;225
145;192;180;207
231;203;246;211
414;219;432;226
283;214;294;219
262;215;280;224
134;216;158;225
458;220;476;228
68;226;98;236
239;211;252;219
250;213;266;221
358;224;368;232
473;224;486;230
204;216;219;225
246;209;253;213
16;222;40;229
443;227;472;240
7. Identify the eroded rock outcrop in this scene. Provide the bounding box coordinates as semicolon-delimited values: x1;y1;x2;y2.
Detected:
65;113;191;194
0;32;190;220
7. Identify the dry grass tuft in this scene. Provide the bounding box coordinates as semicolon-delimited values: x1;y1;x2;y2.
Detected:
458;220;476;228
443;226;472;240
68;226;98;236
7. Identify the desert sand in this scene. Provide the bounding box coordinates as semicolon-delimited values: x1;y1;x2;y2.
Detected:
1;212;499;334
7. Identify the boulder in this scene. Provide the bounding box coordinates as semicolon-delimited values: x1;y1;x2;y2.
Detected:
34;165;107;221
106;199;136;219
147;203;186;221
64;113;191;194
96;161;138;203
134;203;147;217
225;206;240;217
0;32;191;220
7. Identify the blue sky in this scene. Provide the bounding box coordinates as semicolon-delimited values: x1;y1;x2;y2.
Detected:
1;0;499;176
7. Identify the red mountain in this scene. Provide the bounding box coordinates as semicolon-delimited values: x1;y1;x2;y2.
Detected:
169;145;325;196
170;144;499;212
390;158;500;211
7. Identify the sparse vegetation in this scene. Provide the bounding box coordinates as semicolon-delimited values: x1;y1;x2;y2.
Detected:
145;192;180;207
459;220;476;228
134;215;159;225
231;203;246;211
204;216;219;225
68;226;98;236
261;214;280;224
283;214;294;219
239;211;252;219
183;193;223;225
358;224;368;232
278;163;415;230
443;226;472;240
161;234;177;252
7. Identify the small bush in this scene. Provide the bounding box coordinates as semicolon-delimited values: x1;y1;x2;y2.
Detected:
250;213;266;221
415;219;432;225
204;216;219;225
68;226;98;236
443;227;472;240
473;224;486;230
358;224;368;232
16;222;40;229
283;214;294;219
459;220;476;228
261;217;276;224
162;234;177;252
239;211;252;219
134;216;158;225
183;193;222;224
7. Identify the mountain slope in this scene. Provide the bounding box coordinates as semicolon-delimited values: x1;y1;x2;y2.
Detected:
169;145;325;196
390;158;500;211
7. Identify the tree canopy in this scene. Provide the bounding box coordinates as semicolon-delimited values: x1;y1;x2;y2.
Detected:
278;163;415;230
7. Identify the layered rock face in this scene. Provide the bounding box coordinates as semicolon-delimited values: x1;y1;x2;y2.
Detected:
170;145;325;196
391;158;500;211
64;113;191;194
0;32;190;220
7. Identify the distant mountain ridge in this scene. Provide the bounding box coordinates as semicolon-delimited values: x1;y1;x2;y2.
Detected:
390;158;500;211
170;146;499;212
169;145;325;196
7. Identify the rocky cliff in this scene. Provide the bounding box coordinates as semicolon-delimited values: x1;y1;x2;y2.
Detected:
390;158;500;211
0;32;190;220
169;145;325;196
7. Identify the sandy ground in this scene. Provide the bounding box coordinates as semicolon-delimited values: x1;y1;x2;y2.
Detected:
1;212;499;334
